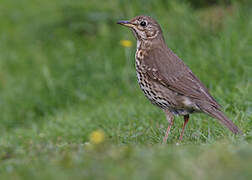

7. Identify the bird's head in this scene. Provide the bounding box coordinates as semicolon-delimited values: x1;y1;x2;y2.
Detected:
117;15;163;41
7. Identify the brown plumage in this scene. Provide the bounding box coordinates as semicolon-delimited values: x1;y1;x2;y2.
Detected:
117;15;242;143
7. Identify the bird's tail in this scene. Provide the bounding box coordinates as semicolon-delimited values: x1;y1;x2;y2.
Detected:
203;107;242;135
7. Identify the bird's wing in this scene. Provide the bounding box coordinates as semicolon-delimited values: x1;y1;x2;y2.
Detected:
142;47;221;110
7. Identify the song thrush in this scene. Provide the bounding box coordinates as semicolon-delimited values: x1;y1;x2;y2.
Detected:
117;16;242;143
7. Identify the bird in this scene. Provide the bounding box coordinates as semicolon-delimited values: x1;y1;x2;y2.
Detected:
117;15;242;143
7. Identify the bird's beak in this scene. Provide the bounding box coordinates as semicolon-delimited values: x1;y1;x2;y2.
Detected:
117;21;135;28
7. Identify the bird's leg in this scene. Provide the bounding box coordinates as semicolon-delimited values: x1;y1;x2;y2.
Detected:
179;114;189;141
162;109;174;144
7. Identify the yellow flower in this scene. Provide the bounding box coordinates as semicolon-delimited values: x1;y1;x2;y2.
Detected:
120;40;132;48
89;130;105;144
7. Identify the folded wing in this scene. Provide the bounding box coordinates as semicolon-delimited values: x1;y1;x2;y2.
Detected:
143;47;221;110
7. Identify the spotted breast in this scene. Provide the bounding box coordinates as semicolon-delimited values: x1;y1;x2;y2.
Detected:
135;48;171;109
135;48;194;116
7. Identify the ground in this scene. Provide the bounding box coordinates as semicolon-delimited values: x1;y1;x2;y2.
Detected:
0;0;251;179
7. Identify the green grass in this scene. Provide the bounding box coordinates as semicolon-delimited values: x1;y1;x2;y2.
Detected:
0;0;252;179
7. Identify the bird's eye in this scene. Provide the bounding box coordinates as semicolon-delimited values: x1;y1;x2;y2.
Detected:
140;21;147;27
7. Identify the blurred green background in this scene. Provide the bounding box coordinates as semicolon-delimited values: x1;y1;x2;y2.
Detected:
0;0;252;179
